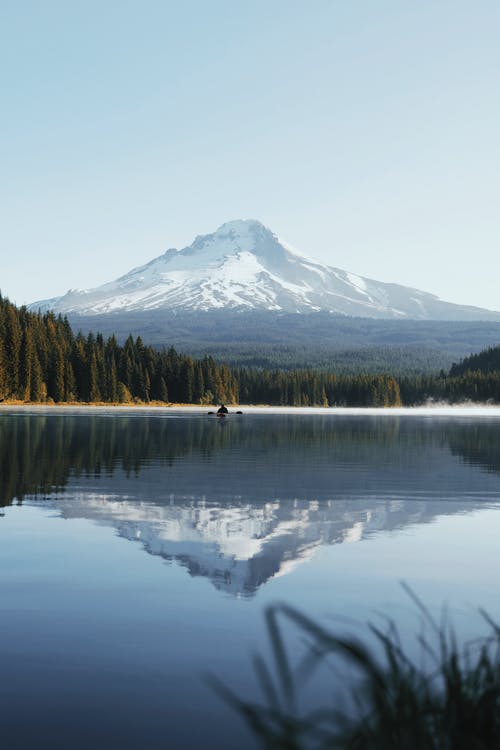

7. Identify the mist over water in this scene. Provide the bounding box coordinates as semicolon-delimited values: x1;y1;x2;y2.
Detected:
1;411;500;748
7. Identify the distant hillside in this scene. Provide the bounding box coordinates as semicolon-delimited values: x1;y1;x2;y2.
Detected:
66;310;500;375
450;345;500;376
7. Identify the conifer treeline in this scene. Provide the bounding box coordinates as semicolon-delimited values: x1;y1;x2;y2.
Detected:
1;296;500;406
0;296;237;404
237;369;402;406
449;345;500;377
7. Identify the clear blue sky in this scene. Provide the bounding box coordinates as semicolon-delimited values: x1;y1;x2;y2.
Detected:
1;0;499;310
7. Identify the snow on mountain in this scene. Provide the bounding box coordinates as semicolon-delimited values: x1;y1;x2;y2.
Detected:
30;220;500;320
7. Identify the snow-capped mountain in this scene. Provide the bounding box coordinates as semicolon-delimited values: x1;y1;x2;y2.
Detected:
31;220;500;320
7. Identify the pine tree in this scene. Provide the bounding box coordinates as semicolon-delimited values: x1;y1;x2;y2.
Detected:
4;305;22;397
0;335;6;399
19;328;34;401
50;343;66;402
88;350;101;402
65;360;77;402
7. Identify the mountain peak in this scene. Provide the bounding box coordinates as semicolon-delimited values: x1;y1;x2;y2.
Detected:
189;218;275;256
215;218;267;234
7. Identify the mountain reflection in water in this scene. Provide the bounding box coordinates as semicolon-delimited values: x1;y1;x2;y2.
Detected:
2;411;500;596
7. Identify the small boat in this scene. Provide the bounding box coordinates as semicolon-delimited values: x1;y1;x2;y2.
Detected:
207;410;243;416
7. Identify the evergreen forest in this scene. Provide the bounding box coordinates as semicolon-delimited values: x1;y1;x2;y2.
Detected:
1;295;500;407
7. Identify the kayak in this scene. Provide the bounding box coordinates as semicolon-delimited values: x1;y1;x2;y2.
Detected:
207;411;243;416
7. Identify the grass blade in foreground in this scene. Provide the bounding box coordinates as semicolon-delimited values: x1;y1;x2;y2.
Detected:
214;589;500;749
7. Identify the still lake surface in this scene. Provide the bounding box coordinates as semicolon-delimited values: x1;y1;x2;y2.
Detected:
1;408;500;749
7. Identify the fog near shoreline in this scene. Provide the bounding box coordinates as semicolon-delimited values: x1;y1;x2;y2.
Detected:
2;404;500;417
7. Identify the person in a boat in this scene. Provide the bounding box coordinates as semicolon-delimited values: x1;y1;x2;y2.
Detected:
217;404;229;415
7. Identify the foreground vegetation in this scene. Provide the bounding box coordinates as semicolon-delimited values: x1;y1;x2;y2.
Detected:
1;296;500;406
214;588;500;749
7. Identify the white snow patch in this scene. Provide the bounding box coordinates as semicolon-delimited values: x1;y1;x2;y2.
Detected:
410;297;428;313
275;234;324;266
346;272;369;295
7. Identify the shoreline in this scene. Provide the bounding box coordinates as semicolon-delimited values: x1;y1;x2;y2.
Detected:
2;403;500;417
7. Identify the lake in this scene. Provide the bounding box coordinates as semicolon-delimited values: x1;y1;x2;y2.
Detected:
1;408;500;749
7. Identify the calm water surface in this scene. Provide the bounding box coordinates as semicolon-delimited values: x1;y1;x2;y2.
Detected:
1;410;500;749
